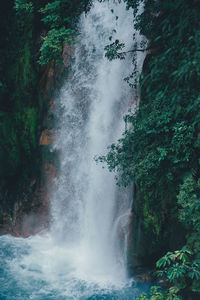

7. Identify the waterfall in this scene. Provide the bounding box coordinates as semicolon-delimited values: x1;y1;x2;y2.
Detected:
0;1;147;299
50;0;143;284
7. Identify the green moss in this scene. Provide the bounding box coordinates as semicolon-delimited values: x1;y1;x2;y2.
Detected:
0;1;40;180
22;42;33;89
0;106;38;176
142;203;161;237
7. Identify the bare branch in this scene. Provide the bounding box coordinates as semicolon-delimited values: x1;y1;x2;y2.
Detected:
119;46;152;55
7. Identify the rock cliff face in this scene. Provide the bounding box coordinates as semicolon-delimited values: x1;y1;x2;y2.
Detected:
0;63;57;236
0;35;73;236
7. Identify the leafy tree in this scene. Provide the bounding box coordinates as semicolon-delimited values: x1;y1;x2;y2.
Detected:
177;176;200;259
38;27;76;65
98;0;200;298
38;0;92;65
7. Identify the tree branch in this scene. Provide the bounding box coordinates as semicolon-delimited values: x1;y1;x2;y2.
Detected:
119;46;152;55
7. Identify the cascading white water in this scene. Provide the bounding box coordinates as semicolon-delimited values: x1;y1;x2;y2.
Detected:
50;0;143;284
0;1;147;299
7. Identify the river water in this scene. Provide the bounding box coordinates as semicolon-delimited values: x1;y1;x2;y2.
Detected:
0;1;148;299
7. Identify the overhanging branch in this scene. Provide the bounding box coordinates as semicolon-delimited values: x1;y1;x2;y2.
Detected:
119;46;152;55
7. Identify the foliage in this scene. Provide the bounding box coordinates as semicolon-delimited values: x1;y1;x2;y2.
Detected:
137;248;200;299
105;40;126;61
1;108;38;174
156;248;200;284
177;176;200;257
0;0;94;210
0;0;44;183
38;27;76;65
13;0;92;65
14;0;34;15
38;0;91;65
100;0;200;236
0;0;91;180
136;285;182;300
99;0;200;299
39;0;90;28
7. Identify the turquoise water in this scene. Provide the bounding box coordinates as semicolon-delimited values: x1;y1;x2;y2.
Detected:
0;235;150;300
